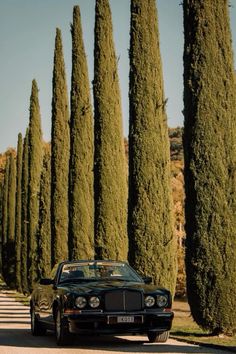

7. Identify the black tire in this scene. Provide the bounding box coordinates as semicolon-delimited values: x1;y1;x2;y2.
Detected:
147;330;169;343
55;309;70;346
30;306;46;336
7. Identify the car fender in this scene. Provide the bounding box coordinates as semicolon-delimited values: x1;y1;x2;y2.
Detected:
52;299;61;321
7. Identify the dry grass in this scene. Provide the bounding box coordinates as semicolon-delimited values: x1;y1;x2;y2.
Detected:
172;299;236;350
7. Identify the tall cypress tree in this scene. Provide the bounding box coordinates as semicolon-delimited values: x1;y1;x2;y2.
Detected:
28;79;43;291
51;28;70;265
69;6;94;260
93;0;128;260
183;0;236;333
1;157;10;281
6;152;16;287
15;133;23;291
21;129;29;294
38;146;51;278
0;180;3;274
128;0;176;292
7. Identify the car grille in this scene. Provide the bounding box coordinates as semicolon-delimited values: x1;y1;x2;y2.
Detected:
105;290;143;311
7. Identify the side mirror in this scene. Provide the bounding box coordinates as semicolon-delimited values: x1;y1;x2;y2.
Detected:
143;276;152;284
40;278;54;285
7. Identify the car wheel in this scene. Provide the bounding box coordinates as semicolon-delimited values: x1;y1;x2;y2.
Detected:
31;306;46;336
147;330;169;343
55;309;70;346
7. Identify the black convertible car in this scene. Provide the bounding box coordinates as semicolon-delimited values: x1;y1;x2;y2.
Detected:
30;260;174;345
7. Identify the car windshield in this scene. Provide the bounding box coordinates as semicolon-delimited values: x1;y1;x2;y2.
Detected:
59;261;143;283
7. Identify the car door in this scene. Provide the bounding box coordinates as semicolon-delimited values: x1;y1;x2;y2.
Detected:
38;264;59;325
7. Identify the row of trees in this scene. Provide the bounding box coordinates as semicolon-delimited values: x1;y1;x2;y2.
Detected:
0;0;176;297
1;0;236;335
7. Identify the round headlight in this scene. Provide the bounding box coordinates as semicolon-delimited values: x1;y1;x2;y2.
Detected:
145;295;155;308
89;296;100;308
75;296;87;309
156;295;168;307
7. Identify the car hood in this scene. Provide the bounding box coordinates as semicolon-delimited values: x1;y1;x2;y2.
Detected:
58;280;168;295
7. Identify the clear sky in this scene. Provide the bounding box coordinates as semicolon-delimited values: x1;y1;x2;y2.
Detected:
0;0;236;152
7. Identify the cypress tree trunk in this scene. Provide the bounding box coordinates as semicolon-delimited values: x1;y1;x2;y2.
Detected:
183;0;236;333
38;147;51;278
7;152;16;287
1;157;10;281
93;0;128;260
28;80;43;291
51;28;70;265
21;129;29;294
15;133;23;291
128;0;176;293
69;6;94;260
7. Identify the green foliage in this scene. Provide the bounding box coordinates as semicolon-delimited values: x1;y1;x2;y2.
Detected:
1;157;10;281
128;0;177;294
51;28;70;265
183;0;236;334
6;153;16;288
38;147;51;278
21;129;29;294
69;6;94;260
7;153;16;242
28;79;43;291
15;133;23;291
169;127;184;161
0;180;3;273
93;0;128;260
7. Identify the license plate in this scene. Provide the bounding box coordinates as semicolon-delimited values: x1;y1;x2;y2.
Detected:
117;316;134;323
107;315;143;324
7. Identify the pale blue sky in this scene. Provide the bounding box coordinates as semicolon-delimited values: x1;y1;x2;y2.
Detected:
0;1;236;152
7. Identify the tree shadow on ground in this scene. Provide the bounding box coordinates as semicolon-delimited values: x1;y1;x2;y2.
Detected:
0;328;228;353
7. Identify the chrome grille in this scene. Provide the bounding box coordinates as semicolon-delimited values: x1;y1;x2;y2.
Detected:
105;290;142;311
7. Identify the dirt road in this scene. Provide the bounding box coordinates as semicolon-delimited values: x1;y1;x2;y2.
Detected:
0;289;233;354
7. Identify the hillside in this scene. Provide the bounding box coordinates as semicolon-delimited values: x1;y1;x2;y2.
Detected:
169;127;185;296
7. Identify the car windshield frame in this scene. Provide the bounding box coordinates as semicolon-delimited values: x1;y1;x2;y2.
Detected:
58;261;143;284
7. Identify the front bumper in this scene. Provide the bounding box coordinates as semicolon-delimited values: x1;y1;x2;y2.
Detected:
64;310;174;335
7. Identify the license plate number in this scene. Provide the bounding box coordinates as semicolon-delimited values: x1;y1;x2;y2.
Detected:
117;316;134;323
107;315;143;324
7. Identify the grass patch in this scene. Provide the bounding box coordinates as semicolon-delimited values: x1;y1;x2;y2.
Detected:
171;299;236;351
